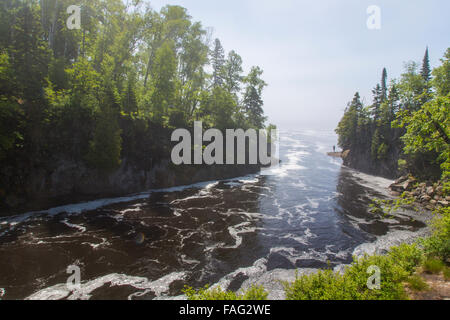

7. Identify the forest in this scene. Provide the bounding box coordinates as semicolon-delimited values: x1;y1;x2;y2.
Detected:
336;47;449;192
0;0;268;209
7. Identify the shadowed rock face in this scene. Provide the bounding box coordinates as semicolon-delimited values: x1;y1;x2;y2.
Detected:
341;148;402;179
0;158;260;216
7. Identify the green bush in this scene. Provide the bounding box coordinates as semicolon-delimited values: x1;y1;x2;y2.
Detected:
421;207;450;261
443;267;450;280
388;243;424;273
422;258;445;274
284;244;423;300
283;270;355;300
183;285;268;301
406;275;429;291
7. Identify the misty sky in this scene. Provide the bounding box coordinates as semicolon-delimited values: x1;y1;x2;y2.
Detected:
149;0;450;131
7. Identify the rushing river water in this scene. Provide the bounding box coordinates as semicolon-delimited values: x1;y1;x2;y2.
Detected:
0;130;428;300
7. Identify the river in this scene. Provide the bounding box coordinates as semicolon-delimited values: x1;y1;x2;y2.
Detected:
0;129;430;300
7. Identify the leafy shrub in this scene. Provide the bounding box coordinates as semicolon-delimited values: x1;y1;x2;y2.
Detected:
283;270;351;300
422;258;445;274
406;275;429;291
443;267;450;280
388;243;424;273
284;244;423;300
421;207;450;261
183;285;268;300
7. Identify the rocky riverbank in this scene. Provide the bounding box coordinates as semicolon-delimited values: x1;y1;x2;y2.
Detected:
389;175;449;210
0;158;260;216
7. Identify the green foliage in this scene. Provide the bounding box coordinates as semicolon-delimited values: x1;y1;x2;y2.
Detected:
369;192;418;216
183;285;268;301
284;243;423;300
336;92;363;150
444;267;450;280
336;48;450;185
420;207;450;261
0;1;268;191
86;109;122;174
406;275;429;291
243;66;267;129
422;258;445;274
0;52;23;158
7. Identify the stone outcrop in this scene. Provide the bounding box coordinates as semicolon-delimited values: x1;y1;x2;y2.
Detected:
388;175;449;210
0;158;260;216
339;147;402;179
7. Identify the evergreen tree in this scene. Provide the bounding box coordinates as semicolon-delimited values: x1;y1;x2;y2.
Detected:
371;84;383;121
336;92;363;150
243;66;267;129
421;47;431;82
223;50;243;95
211;38;225;88
381;68;388;102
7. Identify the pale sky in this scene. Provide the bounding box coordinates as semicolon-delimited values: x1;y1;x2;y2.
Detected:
148;0;450;130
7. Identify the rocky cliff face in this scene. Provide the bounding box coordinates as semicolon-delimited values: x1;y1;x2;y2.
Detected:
0;158;260;216
341;145;402;179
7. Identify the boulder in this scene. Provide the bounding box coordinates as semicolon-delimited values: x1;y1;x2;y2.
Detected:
394;176;409;185
390;183;405;192
402;180;415;191
438;200;449;207
420;195;432;202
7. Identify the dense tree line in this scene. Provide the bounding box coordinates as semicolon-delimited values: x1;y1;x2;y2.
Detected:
336;48;449;192
0;0;268;179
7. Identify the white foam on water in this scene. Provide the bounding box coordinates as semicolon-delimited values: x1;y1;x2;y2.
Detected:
306;197;320;209
0;174;261;234
211;258;268;291
82;237;110;250
25;271;187;300
226;222;256;249
61;219;87;233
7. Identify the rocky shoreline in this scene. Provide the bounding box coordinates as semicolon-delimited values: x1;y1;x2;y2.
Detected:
389;175;449;210
232;170;435;300
0;159;260;217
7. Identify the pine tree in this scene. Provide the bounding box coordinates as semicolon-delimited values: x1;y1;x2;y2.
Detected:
421;47;431;82
371;84;383;121
224;50;243;95
336;92;363;150
211;38;225;88
381;68;388;102
243;66;267;129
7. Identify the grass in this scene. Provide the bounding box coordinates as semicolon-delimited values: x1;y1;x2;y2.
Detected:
422;258;445;274
406;275;429;291
183;285;268;300
443;267;450;280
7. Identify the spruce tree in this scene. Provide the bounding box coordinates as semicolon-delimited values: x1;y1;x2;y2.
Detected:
211;38;225;88
371;84;383;121
381;68;388;102
243;66;267;129
421;47;431;82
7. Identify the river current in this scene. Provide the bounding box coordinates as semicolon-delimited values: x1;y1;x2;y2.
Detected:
0;130;428;300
